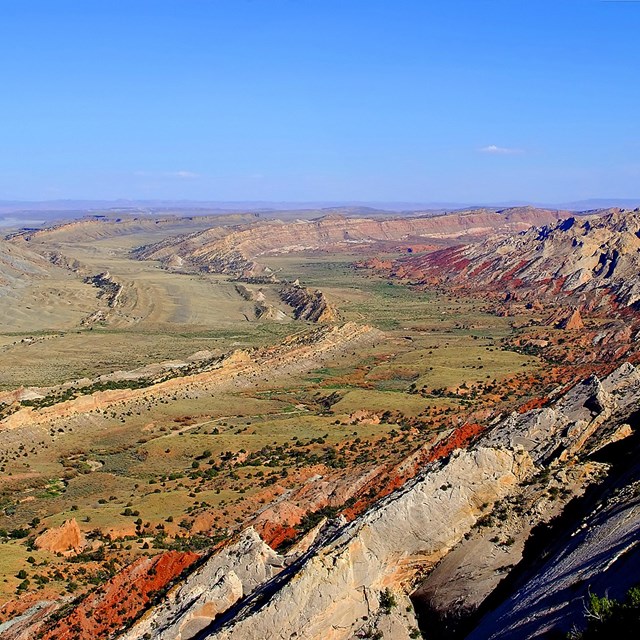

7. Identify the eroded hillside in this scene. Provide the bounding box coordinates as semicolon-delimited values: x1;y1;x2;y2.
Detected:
387;209;640;311
135;207;567;277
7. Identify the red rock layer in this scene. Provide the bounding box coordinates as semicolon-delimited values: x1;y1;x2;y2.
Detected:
40;551;199;640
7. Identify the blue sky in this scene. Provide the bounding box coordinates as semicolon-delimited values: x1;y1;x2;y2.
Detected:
0;0;638;203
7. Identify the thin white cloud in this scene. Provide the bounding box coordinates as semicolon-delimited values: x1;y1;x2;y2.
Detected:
171;170;200;179
133;170;200;179
479;144;524;155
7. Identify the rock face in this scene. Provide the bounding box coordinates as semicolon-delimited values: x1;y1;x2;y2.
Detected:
467;485;640;640
279;282;337;322
34;518;85;553
135;208;567;278
391;209;640;312
114;363;640;640
121;529;284;640
118;448;529;640
206;448;532;640
555;306;584;330
409;362;640;632
465;372;640;639
84;271;123;308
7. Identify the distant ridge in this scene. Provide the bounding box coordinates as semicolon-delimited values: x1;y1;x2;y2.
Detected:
557;198;640;211
1;199;639;230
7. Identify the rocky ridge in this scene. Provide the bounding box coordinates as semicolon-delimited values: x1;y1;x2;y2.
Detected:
0;322;381;434
135;208;567;278
279;282;338;323
391;209;640;312
104;362;640;640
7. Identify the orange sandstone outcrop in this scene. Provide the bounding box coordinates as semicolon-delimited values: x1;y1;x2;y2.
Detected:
34;519;85;554
556;307;584;330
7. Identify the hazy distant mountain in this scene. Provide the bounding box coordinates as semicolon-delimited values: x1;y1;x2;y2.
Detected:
1;199;638;230
557;198;640;211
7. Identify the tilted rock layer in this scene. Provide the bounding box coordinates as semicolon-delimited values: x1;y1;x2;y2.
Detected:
34;519;85;554
392;209;640;312
135;208;567;277
116;363;640;640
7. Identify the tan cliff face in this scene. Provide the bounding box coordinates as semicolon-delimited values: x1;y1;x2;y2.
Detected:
115;447;530;640
279;282;338;323
135;208;567;277
34;518;86;554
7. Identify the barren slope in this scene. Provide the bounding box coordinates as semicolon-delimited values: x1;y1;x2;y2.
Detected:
0;238;100;331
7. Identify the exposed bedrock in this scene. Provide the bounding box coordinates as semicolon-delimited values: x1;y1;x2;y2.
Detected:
390;209;640;312
135;208;567;278
117;362;640;640
279;282;338;323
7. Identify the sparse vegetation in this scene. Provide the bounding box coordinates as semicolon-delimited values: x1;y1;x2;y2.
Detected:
568;584;640;638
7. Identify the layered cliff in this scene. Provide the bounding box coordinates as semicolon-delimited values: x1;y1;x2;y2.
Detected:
392;209;640;312
135;208;567;278
279;282;338;323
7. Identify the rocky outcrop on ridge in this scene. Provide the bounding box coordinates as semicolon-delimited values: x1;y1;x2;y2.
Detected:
234;284;290;322
0;323;382;433
34;519;85;554
35;551;200;640
391;209;640;313
279;282;338;323
120;528;284;640
135;208;567;278
552;306;585;330
84;271;123;308
113;362;640;640
117;447;530;640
